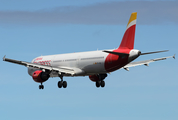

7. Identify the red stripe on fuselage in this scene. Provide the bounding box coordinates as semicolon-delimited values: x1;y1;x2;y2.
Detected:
104;49;132;72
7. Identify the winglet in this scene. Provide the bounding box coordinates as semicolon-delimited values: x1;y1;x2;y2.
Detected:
173;54;175;59
3;55;6;61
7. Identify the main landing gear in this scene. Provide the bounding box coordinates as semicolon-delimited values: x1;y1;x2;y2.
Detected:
39;83;44;89
38;75;67;89
95;74;107;88
96;81;105;88
58;75;67;88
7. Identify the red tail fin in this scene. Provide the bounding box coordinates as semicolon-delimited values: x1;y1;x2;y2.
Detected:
119;12;137;49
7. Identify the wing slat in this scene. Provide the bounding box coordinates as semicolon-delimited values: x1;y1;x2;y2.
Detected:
3;57;75;75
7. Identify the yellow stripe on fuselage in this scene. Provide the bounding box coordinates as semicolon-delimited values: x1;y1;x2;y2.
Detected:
127;12;137;27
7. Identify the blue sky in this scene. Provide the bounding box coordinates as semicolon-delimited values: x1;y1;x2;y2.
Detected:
0;0;178;120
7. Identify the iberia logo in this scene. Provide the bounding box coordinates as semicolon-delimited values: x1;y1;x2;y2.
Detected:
33;73;39;77
33;57;43;63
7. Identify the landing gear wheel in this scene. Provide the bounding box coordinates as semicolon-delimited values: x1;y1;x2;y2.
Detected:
58;81;63;88
101;81;105;87
63;81;67;88
39;85;44;89
96;81;101;88
58;81;67;88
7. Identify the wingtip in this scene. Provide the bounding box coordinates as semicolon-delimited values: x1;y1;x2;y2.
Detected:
173;54;176;59
3;55;6;61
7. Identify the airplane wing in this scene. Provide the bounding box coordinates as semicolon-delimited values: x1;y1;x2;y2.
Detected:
3;56;77;75
122;55;175;71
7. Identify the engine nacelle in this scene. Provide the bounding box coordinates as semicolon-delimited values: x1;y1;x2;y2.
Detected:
32;70;50;83
89;74;107;82
89;75;99;82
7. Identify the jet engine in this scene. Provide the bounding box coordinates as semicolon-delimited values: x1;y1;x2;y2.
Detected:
89;74;107;82
89;75;99;82
32;70;50;83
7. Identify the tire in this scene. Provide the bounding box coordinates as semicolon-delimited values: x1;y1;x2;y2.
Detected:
58;81;62;88
96;81;100;88
63;81;67;88
39;85;44;89
101;81;105;87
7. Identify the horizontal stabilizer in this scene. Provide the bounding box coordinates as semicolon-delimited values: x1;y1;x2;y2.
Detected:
103;50;129;56
140;50;168;55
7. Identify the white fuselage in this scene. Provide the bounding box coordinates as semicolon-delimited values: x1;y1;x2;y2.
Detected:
28;49;140;77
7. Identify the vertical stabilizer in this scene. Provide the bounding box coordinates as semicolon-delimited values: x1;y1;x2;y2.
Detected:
119;12;137;49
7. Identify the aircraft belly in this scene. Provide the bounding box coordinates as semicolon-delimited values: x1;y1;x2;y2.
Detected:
29;50;109;77
79;59;105;74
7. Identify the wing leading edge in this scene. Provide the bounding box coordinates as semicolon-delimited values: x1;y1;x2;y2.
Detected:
3;56;84;76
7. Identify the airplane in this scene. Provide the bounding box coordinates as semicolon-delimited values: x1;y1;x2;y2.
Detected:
3;12;175;89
